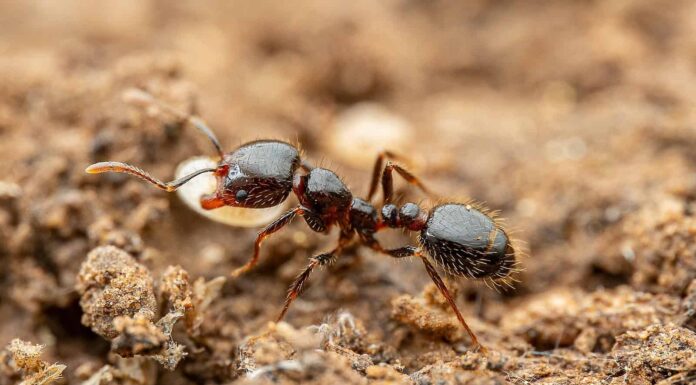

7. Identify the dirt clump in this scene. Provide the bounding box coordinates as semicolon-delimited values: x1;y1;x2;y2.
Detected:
111;313;168;358
75;247;227;373
611;323;696;384
159;265;226;337
2;339;66;385
235;321;368;385
626;192;696;295
501;286;680;352
76;246;158;340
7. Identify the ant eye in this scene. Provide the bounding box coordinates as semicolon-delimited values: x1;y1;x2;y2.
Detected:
236;190;248;202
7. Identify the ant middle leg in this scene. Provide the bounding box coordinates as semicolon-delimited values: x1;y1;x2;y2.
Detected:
277;234;352;321
369;243;420;258
231;206;306;277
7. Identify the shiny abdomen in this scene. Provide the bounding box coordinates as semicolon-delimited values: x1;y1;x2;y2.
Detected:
419;203;515;279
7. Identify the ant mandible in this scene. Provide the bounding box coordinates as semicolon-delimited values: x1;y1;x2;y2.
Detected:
86;89;517;353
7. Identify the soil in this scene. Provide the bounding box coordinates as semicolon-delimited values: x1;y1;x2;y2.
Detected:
1;1;696;384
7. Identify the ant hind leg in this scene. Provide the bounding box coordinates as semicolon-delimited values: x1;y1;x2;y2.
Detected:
367;239;486;353
365;150;432;203
420;256;487;353
380;162;431;204
367;150;400;201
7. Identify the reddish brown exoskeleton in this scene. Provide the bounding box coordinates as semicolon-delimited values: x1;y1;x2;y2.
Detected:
86;90;517;352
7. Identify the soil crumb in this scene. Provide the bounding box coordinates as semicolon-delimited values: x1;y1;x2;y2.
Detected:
77;246;158;340
2;339;66;385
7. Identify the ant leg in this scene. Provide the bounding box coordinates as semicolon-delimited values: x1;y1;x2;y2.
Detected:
276;253;331;322
381;162;430;204
85;162;216;192
421;256;487;353
122;88;224;158
277;235;350;322
231;206;305;277
367;150;401;201
368;242;419;258
302;210;327;233
366;239;486;352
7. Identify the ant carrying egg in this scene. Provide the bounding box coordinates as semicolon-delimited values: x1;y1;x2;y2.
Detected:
86;89;519;352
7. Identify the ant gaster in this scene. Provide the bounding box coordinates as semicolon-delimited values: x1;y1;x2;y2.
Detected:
86;89;517;353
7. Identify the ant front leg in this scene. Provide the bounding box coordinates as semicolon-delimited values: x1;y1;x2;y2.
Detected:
276;234;351;321
231;206;306;277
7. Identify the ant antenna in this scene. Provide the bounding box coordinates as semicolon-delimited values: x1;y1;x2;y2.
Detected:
86;161;216;192
122;88;225;159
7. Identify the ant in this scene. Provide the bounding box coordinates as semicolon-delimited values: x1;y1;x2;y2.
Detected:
86;89;517;353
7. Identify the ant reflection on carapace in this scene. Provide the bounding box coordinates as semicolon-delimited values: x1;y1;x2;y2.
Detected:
86;89;519;353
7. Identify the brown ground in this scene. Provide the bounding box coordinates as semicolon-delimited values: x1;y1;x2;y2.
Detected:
1;1;696;384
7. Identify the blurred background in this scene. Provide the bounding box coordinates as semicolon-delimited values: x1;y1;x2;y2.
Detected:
1;1;696;384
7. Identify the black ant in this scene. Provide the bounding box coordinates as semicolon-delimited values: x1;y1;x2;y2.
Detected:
86;89;517;352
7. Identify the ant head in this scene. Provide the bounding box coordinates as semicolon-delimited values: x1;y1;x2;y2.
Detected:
88;91;299;210
200;140;301;210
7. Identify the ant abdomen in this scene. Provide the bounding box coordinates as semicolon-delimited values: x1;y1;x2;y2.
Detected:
419;203;515;281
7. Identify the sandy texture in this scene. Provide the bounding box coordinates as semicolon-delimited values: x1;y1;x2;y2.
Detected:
1;1;696;384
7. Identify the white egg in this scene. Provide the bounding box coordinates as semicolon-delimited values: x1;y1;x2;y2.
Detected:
329;103;414;167
175;156;288;227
